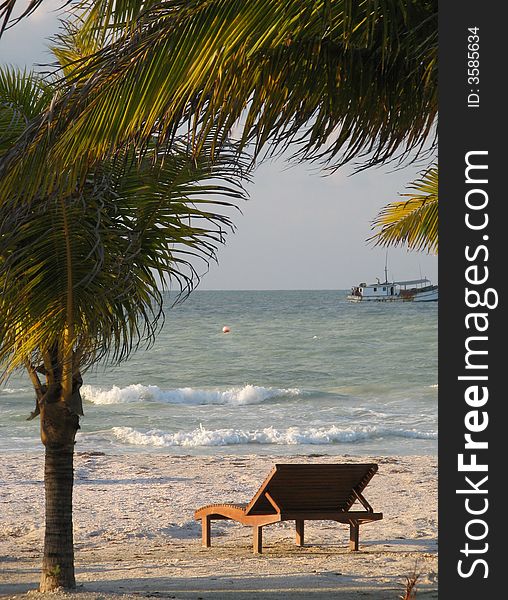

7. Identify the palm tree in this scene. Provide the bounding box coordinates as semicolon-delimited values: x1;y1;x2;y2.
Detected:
0;0;437;203
370;166;438;254
0;66;246;590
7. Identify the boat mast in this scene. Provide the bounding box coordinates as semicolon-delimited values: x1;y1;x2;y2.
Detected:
384;250;389;283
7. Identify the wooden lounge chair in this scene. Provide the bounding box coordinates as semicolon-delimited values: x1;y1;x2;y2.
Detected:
194;463;382;554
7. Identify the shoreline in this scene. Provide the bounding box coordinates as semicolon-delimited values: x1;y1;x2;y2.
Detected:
0;452;437;598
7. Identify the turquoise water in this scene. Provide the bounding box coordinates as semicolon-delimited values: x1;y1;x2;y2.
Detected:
0;290;437;456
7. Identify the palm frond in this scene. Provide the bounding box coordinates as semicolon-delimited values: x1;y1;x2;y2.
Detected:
0;0;43;35
0;0;438;203
369;166;438;254
73;0;159;46
0;137;247;383
0;67;248;387
0;67;53;156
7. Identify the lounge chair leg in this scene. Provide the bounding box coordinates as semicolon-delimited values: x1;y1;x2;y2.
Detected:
202;515;211;548
253;525;263;554
296;519;305;546
349;521;359;551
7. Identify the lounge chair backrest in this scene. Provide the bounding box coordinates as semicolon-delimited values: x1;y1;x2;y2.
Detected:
245;463;378;515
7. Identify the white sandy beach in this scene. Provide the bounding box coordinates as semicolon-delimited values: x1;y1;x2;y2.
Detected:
0;452;437;599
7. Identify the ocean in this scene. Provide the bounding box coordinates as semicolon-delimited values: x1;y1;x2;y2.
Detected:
0;290;437;456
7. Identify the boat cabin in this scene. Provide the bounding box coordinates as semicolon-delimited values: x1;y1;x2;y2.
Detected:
351;281;399;300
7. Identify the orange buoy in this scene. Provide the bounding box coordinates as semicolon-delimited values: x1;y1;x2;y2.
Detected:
222;326;230;333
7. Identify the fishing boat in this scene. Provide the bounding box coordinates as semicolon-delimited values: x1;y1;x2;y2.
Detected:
347;265;438;303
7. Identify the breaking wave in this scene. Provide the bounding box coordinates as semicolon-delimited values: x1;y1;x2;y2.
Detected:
82;383;303;406
110;424;437;448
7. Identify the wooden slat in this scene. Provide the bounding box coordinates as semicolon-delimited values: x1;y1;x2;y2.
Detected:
264;492;281;513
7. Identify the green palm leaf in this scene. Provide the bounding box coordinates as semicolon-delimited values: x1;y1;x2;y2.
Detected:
0;67;54;156
370;166;438;254
0;68;247;388
0;0;437;203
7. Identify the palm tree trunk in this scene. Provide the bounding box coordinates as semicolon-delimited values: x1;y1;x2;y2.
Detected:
39;400;79;591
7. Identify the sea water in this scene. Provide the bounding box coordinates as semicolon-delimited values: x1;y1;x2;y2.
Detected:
0;290;437;456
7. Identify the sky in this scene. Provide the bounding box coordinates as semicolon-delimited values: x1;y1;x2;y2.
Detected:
0;2;438;290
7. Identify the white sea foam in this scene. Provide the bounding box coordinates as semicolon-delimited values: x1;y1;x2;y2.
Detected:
82;383;303;406
111;424;437;448
0;387;30;394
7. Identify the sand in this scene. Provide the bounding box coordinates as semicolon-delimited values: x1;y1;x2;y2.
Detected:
0;452;437;599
